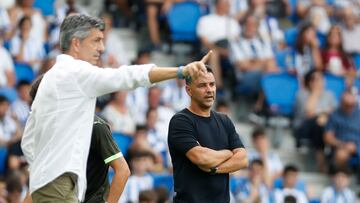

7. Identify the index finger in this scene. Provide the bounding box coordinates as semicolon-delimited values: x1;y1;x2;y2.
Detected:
200;50;212;64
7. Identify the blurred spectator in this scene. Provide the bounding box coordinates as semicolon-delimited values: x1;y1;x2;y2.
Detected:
321;167;356;203
146;86;175;142
55;0;87;24
139;189;158;203
284;195;297;203
215;99;230;114
274;165;309;203
334;0;360;21
294;24;322;78
0;176;7;203
161;78;189;112
340;7;360;55
296;0;332;34
0;31;15;88
6;0;47;43
245;0;285;50
101;12;129;67
233;159;271;203
10;80;31;127
119;151;154;203
10;16;45;72
127;124;164;172
230;13;278;112
321;25;355;78
145;0;172;49
145;108;167;170
248;127;283;181
6;170;23;203
294;70;336;172
324;90;360;171
101;91;136;135
154;187;169;203
197;0;240;90
0;96;21;148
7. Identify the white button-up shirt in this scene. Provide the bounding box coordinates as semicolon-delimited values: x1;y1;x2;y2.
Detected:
21;54;154;201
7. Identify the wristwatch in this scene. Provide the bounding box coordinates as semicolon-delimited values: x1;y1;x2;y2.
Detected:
210;166;218;175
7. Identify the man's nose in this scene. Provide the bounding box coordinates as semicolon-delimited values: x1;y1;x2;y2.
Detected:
98;41;105;53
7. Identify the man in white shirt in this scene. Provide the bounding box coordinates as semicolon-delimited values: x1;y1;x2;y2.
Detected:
197;0;240;90
21;14;211;203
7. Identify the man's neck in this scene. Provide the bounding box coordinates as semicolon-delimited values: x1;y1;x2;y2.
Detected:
188;104;211;117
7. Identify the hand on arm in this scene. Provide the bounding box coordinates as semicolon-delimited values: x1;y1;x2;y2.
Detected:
107;156;131;203
214;148;248;174
186;146;233;169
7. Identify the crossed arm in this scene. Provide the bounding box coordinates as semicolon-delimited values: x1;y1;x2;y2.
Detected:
186;146;248;174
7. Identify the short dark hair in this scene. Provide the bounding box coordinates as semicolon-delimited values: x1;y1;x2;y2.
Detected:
18;16;31;29
29;75;44;101
284;165;299;175
329;166;352;177
185;65;214;85
60;14;105;52
284;195;297;203
139;189;158;202
251;127;266;140
0;95;8;104
250;159;264;168
16;80;31;90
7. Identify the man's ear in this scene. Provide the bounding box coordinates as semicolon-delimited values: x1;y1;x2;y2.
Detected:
185;85;192;97
72;38;80;53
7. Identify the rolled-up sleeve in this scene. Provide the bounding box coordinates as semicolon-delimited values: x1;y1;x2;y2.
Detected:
75;62;155;97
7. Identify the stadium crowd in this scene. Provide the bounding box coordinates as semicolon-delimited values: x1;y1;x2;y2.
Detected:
0;0;360;202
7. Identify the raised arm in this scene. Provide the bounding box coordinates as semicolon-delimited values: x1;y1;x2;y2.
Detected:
148;51;212;83
186;146;233;168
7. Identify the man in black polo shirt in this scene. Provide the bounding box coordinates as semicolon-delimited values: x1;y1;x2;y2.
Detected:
24;75;131;203
168;67;248;203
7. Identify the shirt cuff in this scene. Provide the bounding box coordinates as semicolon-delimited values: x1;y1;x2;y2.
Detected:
133;63;156;87
104;152;123;164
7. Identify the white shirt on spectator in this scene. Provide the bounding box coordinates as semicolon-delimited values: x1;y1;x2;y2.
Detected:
258;17;284;46
104;31;130;66
11;98;30;127
0;46;14;87
0;8;10;30
119;174;153;203
126;87;148;125
341;24;360;54
0;114;17;142
10;35;45;71
197;13;240;43
162;80;190;112
101;104;136;135
230;37;274;62
274;188;309;203
321;186;355;203
248;150;283;176
21;54;154;201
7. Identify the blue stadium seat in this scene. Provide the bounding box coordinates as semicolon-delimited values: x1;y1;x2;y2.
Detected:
284;27;298;48
353;53;360;70
275;48;295;72
34;0;56;16
112;132;133;157
0;87;18;103
230;176;247;194
288;0;298;23
14;62;35;84
3;40;10;51
151;173;173;194
323;73;345;104
166;1;202;42
0;147;7;174
261;73;299;116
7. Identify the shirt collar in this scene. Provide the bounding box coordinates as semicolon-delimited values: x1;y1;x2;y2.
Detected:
56;54;75;62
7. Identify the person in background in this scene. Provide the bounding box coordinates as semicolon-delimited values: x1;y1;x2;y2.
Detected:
274;165;309;203
321;167;355;203
248;127;283;182
0;30;15;88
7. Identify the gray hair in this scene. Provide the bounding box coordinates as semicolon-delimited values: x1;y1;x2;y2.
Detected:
59;14;105;52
